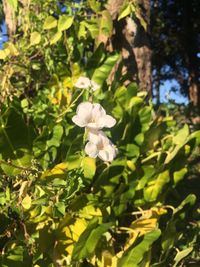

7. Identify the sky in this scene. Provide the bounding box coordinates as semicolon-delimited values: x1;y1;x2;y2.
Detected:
159;80;188;104
0;21;8;49
0;21;189;105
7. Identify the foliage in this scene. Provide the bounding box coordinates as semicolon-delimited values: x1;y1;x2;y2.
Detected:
151;0;200;109
0;1;200;266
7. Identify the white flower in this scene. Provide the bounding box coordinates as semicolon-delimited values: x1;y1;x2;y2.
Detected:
90;80;100;91
85;130;117;161
74;77;100;91
72;102;116;130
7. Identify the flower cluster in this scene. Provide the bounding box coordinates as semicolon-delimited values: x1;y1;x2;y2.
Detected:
72;102;117;162
75;76;100;91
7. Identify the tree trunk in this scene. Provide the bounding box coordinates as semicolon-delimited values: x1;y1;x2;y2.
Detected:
106;0;152;94
183;0;200;122
133;0;151;93
2;0;16;37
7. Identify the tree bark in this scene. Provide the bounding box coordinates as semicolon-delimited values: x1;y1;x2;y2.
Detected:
2;0;16;37
133;0;151;93
106;0;152;94
183;0;200;121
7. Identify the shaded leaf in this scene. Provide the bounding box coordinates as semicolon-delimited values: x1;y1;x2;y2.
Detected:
118;230;161;267
72;218;112;260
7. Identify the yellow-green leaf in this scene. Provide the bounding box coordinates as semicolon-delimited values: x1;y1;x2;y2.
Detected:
144;170;170;202
41;162;67;180
43;16;57;30
118;3;132;21
5;42;19;56
0;49;10;60
50;31;62;45
21;194;32;210
58;15;74;32
173;167;187;185
82;157;96;179
30;31;41;46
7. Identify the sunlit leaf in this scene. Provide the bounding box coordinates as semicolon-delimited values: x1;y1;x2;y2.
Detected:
144;170;170;202
21;194;32;210
43;16;57;30
92;53;120;86
58;15;74;32
30;31;41;46
82;157;96;179
50;31;62;44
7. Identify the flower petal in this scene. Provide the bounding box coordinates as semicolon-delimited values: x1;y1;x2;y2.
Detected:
76;102;93;123
88;130;104;145
98;150;110;161
85;142;98;158
77;102;92;114
72;115;86;127
75;77;91;88
91;80;100;91
92;103;106;120
86;122;99;130
99;144;117;162
106;145;117;161
97;115;116;128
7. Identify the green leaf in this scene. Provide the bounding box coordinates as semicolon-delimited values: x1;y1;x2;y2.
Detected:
66;155;82;170
161;220;177;253
21;99;29;109
165;126;197;164
87;0;101;12
6;245;24;262
128;96;143;110
0;48;10;60
58;15;74;31
139;106;152;132
134;133;144;146
92;53;120;86
118;2;132;20
174;194;196;215
43;16;57;30
173;247;193;267
86;43;105;70
82;157;96;179
173;167;187;185
84;20;99;39
78;21;87;39
46;125;63;147
173;124;189;145
50;31;62;45
118;230;161;267
126;144;140;158
136;165;155;190
0;107;35;174
55;202;65;215
96;10;113;46
144;170;170;202
21;194;32;210
30;31;41;46
72;218;112;260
